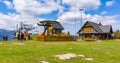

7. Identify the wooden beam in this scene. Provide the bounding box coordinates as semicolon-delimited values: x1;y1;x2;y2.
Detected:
107;34;109;40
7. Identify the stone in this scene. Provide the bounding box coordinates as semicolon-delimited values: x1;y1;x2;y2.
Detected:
41;61;49;63
96;40;102;42
54;53;77;60
78;54;85;57
82;58;94;61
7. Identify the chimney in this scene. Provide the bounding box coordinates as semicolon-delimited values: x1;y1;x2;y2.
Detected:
99;22;102;26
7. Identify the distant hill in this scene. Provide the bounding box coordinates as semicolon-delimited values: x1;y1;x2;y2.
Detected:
0;29;15;40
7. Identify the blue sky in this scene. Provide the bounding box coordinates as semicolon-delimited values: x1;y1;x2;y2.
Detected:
0;0;120;35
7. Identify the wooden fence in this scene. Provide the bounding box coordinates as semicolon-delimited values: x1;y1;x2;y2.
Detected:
36;35;74;41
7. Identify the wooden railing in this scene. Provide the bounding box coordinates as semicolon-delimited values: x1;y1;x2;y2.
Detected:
36;35;45;41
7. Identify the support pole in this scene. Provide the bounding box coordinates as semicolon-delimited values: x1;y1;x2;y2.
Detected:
107;34;109;40
79;8;84;40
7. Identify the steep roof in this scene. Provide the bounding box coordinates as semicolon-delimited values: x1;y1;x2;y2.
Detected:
38;20;64;30
77;21;113;34
88;21;103;33
52;22;64;30
99;25;112;33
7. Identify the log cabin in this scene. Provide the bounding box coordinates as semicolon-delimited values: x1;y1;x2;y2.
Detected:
77;21;113;40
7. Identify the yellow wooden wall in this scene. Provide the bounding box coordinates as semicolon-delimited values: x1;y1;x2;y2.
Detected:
82;26;96;33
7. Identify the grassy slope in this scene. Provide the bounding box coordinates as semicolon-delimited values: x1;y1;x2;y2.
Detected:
0;40;120;63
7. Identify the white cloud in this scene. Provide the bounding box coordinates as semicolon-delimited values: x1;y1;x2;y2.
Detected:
13;0;63;16
0;12;44;30
0;0;63;30
57;11;118;26
62;0;101;10
57;12;81;23
101;11;107;15
1;0;13;9
106;0;114;7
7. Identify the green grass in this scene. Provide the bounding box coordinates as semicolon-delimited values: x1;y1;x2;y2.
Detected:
0;40;120;63
30;35;37;40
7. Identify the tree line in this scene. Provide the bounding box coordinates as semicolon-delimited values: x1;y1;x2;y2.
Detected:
114;30;120;39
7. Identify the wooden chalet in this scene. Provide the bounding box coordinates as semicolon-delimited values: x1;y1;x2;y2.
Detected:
77;21;113;40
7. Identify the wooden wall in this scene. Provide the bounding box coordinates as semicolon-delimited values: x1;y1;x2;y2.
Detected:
82;26;96;33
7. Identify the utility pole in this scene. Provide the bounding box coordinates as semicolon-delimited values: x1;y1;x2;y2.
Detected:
16;24;18;31
79;8;84;40
74;19;77;35
73;18;77;40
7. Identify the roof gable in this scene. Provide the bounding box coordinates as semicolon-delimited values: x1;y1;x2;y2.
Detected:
77;21;98;33
85;22;91;26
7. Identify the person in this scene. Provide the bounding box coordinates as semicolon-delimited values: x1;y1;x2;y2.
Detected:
3;35;8;41
24;31;29;40
17;31;21;40
21;32;24;41
5;35;8;41
3;36;5;41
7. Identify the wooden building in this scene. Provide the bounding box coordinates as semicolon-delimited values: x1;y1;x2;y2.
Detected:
77;21;113;40
37;20;74;41
37;20;64;36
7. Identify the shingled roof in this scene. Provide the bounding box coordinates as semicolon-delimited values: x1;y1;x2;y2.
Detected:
88;21;103;33
77;21;113;34
52;22;64;30
38;20;64;30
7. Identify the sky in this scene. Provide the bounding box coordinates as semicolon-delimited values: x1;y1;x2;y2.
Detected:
0;0;120;35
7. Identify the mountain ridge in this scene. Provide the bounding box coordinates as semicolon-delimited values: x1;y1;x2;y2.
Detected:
0;29;15;40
